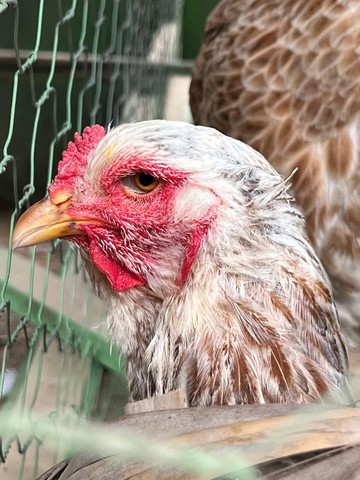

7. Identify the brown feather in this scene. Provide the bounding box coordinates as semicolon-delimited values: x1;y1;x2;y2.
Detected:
190;0;360;344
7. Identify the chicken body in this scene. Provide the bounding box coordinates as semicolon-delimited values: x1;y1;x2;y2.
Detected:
190;0;360;344
13;121;350;405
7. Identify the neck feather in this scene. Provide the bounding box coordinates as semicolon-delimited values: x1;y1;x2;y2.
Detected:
105;210;348;405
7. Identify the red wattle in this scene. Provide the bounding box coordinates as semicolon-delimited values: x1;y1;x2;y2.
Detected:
178;219;214;285
89;242;145;292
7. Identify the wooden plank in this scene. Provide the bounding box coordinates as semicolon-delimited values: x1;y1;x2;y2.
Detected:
37;404;360;479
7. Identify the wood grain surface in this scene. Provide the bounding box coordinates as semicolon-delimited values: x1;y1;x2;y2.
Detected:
37;403;360;480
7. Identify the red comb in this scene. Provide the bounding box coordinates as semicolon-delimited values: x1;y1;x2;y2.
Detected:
49;124;105;195
57;125;106;179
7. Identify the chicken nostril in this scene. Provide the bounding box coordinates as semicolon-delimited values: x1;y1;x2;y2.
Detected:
52;192;72;210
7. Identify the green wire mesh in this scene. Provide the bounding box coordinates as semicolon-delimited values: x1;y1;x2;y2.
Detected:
0;0;187;478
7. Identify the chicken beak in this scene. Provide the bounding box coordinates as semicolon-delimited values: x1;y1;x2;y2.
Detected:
12;195;94;249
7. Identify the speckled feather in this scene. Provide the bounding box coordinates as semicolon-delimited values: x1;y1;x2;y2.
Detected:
50;121;350;406
190;0;360;345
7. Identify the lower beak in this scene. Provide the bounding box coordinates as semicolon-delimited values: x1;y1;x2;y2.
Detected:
12;196;99;249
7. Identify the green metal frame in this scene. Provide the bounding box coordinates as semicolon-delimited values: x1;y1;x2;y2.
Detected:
0;277;126;425
0;280;124;375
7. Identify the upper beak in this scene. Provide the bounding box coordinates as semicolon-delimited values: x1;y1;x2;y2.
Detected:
12;195;101;249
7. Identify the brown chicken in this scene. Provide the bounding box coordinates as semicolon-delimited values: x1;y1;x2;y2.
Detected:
190;0;360;345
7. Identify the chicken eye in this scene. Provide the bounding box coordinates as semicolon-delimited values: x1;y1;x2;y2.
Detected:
122;172;159;194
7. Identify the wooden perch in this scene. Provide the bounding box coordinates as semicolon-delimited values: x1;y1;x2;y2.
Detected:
37;403;360;480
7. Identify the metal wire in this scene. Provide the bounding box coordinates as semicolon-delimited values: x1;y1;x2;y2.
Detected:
0;0;185;477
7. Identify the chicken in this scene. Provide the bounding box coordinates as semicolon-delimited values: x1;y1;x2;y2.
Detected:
190;0;360;345
12;120;350;405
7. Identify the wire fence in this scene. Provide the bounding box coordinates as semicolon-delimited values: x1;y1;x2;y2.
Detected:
0;0;187;478
2;2;360;480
